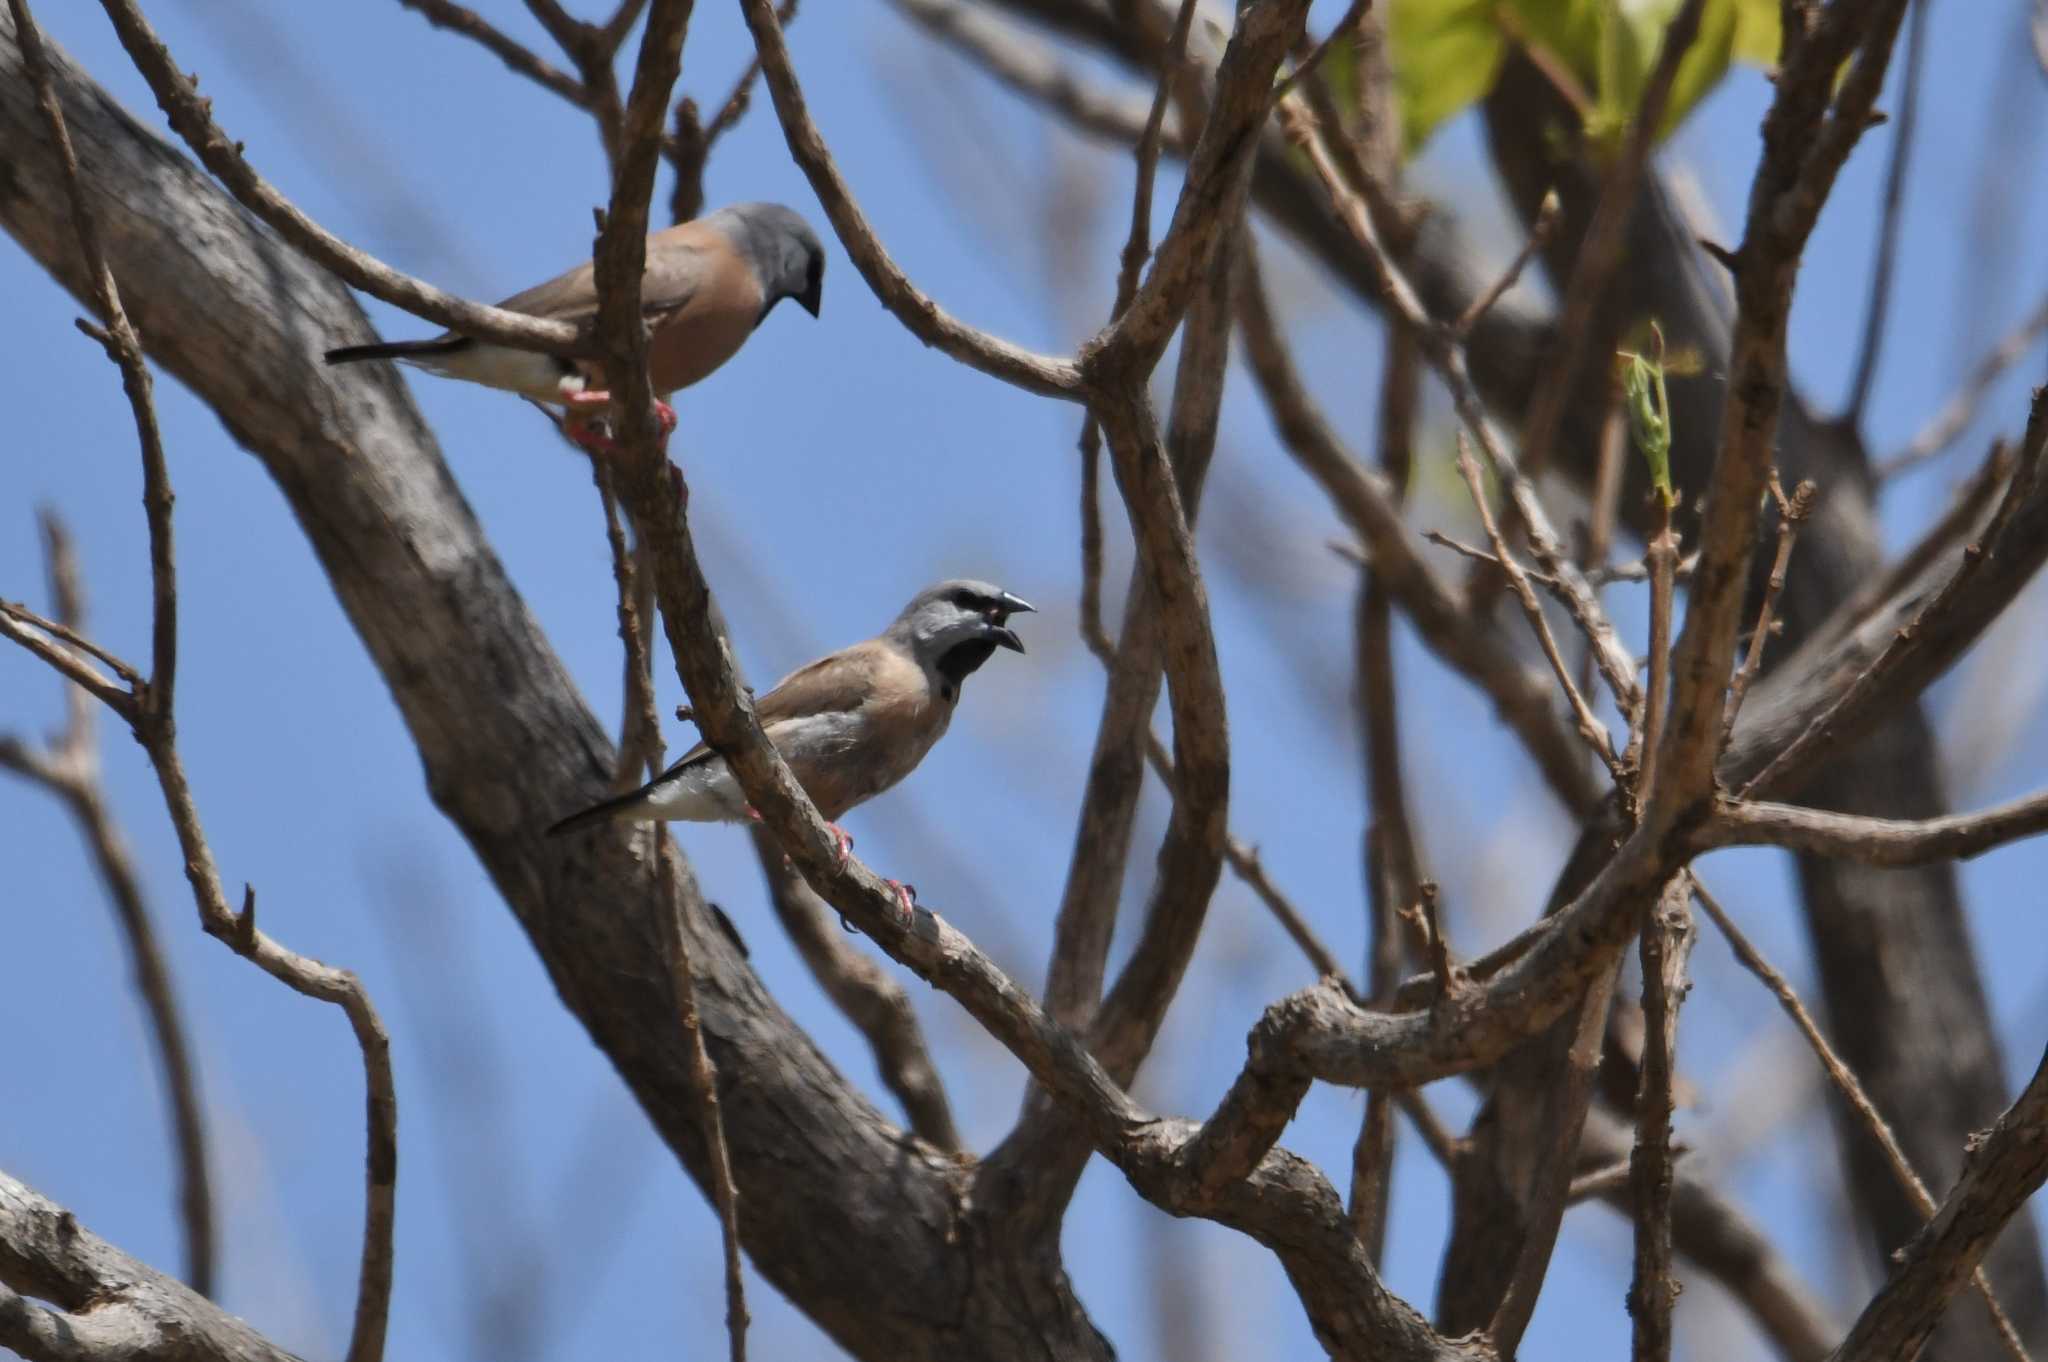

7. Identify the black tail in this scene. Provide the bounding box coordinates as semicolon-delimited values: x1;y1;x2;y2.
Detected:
545;785;645;838
324;336;469;366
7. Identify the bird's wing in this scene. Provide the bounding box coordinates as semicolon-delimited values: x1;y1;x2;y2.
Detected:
656;641;884;776
491;223;719;329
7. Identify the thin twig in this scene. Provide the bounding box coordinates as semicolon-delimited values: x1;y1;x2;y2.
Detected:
1707;788;2048;867
1453;435;1625;784
1274;92;1642;714
591;463;664;787
1693;880;2031;1362
0;604;136;717
1819;439;2012;654
702;0;798;146
97;0;585;356
1721;476;1816;745
1569;1157;1636;1206
396;0;588;108
737;0;1083;397
1271;0;1367;102
0;516;215;1300
1225;837;1351;989
1452;188;1561;339
1878;296;2048;477
1634;491;1679;804
1577;398;1628;696
1350;306;1424;1262
1515;0;1708;482
1839;0;1928;432
658;842;749;1362
1626;875;1694;1362
1411;882;1457;1000
1743;396;2047;799
1237;242;1604;815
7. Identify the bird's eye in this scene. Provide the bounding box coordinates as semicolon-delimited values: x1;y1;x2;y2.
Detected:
949;589;976;609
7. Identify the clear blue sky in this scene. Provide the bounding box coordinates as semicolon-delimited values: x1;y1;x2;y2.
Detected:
5;2;2048;1358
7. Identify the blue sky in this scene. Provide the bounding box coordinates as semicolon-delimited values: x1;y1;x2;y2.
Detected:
6;2;2048;1358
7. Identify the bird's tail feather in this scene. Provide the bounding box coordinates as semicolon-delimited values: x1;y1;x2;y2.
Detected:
324;337;470;366
545;785;649;838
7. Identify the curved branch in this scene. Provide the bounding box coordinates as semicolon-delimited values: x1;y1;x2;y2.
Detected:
94;0;585;355
737;0;1083;398
1708;791;2048;867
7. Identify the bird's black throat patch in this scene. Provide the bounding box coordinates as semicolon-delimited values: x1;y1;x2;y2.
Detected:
935;639;1000;701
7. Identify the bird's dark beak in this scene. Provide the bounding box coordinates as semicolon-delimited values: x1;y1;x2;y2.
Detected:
995;591;1035;617
988;623;1026;654
799;278;823;318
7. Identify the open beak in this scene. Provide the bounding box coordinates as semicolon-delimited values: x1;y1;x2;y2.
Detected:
995;591;1035;616
989;623;1026;654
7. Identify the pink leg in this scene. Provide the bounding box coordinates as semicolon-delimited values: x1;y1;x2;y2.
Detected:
825;822;854;870
883;879;917;925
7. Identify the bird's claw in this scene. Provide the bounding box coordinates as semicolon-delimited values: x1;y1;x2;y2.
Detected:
564;390;677;453
884;879;917;925
826;822;854;871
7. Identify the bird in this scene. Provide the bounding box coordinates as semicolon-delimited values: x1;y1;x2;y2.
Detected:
547;579;1034;919
324;201;824;451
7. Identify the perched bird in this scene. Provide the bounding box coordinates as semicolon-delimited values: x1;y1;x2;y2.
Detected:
547;579;1034;917
324;201;824;449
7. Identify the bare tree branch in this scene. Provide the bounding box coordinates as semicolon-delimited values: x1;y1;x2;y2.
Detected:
0;1173;306;1362
738;0;1084;397
1627;876;1694;1362
1830;1043;2048;1362
1840;0;1929;433
0;514;215;1301
1693;880;2031;1361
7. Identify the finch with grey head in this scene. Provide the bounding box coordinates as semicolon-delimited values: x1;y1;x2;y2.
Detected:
324;201;824;456
548;580;1033;919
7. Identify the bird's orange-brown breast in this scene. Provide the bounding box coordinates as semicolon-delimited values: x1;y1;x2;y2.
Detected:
783;646;949;821
642;225;767;394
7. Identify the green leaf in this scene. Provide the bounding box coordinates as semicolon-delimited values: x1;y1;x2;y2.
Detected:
1730;0;1782;66
1389;0;1507;154
1388;0;1784;158
1619;322;1675;508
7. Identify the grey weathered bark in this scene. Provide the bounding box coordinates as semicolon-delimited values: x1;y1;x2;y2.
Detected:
0;15;1111;1359
0;1172;302;1362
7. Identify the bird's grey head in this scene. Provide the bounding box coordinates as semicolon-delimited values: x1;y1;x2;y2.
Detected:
712;201;825;320
887;579;1034;697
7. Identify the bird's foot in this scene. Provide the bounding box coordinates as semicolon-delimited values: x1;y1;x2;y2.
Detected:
566;412;619;455
825;822;854;870
883;879;918;926
564;390;674;450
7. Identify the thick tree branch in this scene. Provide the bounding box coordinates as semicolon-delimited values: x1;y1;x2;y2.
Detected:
0;1173;305;1362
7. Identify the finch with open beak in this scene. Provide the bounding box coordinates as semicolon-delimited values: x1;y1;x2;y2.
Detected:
324;201;824;456
547;580;1033;920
